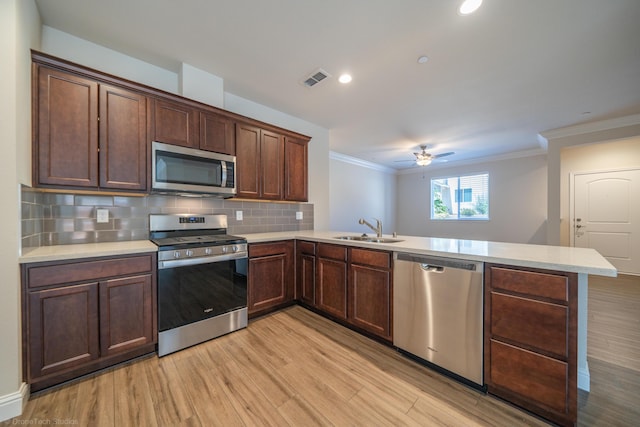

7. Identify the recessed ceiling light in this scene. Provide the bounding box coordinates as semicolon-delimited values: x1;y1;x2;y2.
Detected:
417;55;429;64
338;73;352;84
459;0;483;15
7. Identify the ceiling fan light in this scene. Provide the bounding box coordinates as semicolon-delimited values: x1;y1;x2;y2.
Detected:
416;158;431;166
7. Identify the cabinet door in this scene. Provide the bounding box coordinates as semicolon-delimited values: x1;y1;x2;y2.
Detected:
284;137;308;201
99;85;147;190
200;111;235;154
260;130;284;200
349;264;392;340
316;257;348;320
296;241;317;305
99;274;155;357
235;123;261;198
28;283;100;380
37;66;99;188
248;241;294;314
152;98;199;148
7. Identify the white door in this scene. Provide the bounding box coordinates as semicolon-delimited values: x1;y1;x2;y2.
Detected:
572;169;640;275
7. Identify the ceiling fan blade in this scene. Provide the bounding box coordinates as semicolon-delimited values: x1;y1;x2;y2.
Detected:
433;152;454;159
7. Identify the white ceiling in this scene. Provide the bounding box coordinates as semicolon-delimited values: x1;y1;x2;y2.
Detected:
35;0;640;169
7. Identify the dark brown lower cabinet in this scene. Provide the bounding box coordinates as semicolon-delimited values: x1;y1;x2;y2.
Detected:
99;275;154;356
348;248;392;341
296;240;316;305
485;263;577;427
22;253;157;391
248;241;294;316
316;243;348;320
306;243;392;342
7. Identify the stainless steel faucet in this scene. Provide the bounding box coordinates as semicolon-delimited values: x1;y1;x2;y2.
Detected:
359;218;382;238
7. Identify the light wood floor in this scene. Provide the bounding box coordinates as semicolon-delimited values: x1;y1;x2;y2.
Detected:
587;274;640;371
6;274;639;427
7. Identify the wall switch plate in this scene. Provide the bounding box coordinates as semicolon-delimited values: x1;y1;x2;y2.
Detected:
296;211;303;220
236;210;243;221
96;209;109;223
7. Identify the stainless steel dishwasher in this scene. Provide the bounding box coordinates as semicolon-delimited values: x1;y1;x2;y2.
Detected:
393;253;484;387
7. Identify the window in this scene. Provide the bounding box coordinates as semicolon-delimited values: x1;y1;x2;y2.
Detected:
431;173;489;220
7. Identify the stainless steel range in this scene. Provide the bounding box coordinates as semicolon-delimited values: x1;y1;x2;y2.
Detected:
150;213;248;356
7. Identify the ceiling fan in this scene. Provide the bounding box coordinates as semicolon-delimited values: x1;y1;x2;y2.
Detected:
397;145;455;166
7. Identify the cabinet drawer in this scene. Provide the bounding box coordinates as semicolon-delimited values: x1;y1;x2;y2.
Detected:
296;240;316;255
350;248;390;269
489;339;569;416
249;241;292;258
318;243;347;261
491;292;568;357
25;254;154;289
490;266;568;302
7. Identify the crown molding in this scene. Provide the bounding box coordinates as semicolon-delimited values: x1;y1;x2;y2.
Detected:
329;151;397;174
539;113;640;141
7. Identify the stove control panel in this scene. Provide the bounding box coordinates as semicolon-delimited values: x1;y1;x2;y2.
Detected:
158;243;248;263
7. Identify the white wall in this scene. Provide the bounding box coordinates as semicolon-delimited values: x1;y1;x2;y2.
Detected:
396;154;548;244
559;136;640;246
0;0;40;421
41;26;178;93
329;153;397;234
224;94;331;230
543;115;640;245
40;28;332;231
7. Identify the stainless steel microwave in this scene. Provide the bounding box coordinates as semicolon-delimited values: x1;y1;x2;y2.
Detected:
151;141;236;197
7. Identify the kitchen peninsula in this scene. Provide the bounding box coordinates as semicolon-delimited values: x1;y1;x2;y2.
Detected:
20;231;615;427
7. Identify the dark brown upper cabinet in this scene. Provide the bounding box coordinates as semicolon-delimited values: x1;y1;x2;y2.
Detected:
151;98;199;149
284;136;309;202
235;123;284;200
200;110;235;155
34;64;147;192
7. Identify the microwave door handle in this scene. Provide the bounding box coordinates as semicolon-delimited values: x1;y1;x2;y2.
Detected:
221;160;227;187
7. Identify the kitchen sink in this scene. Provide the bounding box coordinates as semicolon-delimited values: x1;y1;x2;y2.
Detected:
334;235;404;244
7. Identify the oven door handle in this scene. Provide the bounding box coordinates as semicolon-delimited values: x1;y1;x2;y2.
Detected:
158;252;247;270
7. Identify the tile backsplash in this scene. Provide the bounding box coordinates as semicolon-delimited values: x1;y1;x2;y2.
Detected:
21;186;314;249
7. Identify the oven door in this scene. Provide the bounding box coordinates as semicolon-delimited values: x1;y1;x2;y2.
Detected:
157;256;247;332
152;141;236;196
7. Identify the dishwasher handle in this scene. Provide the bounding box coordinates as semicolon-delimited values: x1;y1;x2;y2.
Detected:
396;252;483;272
421;264;444;273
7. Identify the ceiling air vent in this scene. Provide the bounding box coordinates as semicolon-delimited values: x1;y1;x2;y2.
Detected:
302;68;332;88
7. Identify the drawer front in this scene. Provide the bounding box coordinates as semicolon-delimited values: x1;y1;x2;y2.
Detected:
26;254;154;289
350;248;391;269
296;240;316;255
249;240;292;258
491;292;568;357
490;266;568;302
489;339;569;415
317;243;347;261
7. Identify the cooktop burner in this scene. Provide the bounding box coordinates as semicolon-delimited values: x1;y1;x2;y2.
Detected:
151;234;246;248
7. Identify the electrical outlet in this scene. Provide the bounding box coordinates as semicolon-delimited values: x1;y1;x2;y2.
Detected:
236;210;243;221
96;209;109;223
296;211;303;220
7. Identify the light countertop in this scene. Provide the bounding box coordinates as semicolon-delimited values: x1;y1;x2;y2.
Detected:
240;230;617;277
18;232;617;277
19;240;158;264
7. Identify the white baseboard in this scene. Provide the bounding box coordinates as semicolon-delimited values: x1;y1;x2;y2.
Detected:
578;362;590;392
0;382;29;422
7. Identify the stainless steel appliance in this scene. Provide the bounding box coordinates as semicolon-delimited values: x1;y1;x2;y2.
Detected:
151;141;236;197
150;213;247;356
393;253;484;387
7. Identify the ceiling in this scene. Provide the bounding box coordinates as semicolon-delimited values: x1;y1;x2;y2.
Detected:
35;0;640;170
